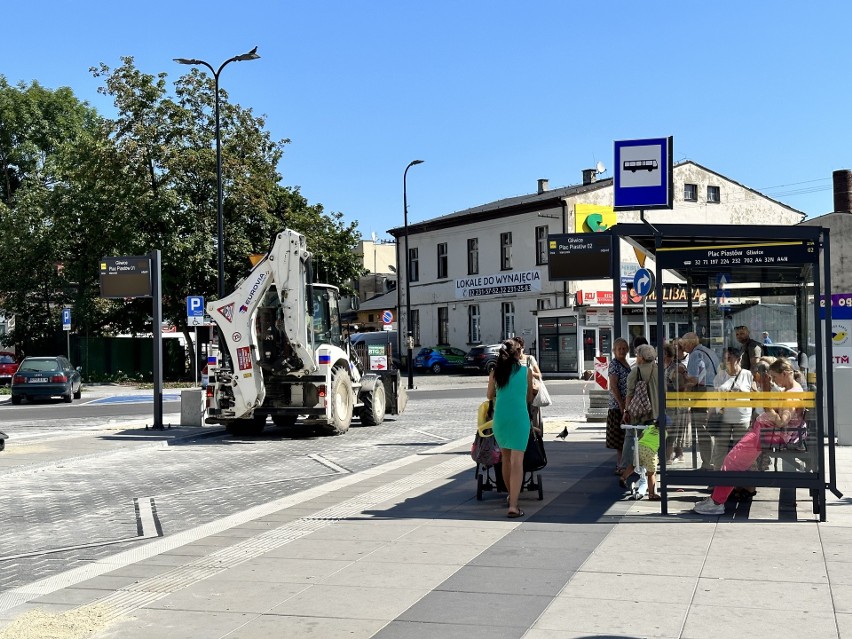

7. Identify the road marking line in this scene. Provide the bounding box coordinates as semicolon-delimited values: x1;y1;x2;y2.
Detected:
410;428;450;440
307;453;350;474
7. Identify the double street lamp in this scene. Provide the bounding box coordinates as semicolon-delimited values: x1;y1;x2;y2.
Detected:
403;159;424;390
174;47;261;299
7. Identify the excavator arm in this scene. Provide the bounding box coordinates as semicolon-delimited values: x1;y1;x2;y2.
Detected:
206;230;317;419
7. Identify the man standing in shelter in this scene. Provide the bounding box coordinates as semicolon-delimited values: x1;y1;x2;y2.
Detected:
681;332;720;470
735;325;763;374
762;331;773;344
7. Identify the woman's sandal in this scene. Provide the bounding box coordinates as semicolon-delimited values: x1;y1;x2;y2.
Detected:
507;509;525;518
647;494;661;501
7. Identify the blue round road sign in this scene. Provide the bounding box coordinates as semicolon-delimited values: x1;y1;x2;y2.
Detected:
381;310;393;324
633;268;655;297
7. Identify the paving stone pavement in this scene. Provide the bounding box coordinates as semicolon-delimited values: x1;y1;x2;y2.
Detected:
2;378;850;639
0;379;587;594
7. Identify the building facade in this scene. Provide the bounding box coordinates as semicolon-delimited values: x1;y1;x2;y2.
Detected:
388;161;804;376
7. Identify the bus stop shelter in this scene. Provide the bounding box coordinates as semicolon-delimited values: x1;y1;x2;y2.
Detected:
608;222;842;520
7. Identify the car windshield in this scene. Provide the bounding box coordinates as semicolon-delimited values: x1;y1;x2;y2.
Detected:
468;348;484;356
19;359;61;372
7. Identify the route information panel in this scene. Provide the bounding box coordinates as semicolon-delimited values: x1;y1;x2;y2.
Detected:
547;233;612;280
99;256;152;298
655;241;816;270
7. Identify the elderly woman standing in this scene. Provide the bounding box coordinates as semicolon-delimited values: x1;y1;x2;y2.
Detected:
620;344;661;497
605;337;632;474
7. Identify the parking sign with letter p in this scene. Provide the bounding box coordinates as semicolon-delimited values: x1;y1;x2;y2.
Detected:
187;295;205;326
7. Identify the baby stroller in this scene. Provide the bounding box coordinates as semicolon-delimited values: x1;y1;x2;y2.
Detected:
473;401;546;501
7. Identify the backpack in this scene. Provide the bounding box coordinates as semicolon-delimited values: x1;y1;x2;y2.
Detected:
624;367;653;423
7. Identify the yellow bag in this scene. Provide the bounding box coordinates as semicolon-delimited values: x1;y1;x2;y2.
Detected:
477;400;494;437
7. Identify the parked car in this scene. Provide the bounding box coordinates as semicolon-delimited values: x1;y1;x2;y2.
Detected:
413;346;467;373
11;356;82;404
763;343;799;361
0;352;19;385
463;344;502;374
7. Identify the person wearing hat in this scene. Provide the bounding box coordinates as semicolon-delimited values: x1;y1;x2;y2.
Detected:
762;331;773;344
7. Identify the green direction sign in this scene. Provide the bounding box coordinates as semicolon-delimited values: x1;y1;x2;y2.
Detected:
367;345;386;356
99;256;152;298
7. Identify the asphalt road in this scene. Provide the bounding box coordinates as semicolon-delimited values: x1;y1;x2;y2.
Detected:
0;377;590;427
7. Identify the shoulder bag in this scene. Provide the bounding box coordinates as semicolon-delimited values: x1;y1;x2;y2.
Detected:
624;367;653;423
532;377;552;407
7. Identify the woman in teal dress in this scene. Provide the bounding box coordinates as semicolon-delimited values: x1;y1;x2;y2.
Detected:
487;339;534;518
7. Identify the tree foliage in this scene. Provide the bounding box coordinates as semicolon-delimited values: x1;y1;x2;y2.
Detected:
0;60;363;357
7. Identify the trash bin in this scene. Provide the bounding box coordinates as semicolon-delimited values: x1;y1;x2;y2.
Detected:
181;389;206;427
834;366;852;445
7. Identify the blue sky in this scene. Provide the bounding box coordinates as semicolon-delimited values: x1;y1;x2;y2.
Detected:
4;2;849;240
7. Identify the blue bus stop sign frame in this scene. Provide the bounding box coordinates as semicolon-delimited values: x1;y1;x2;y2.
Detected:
613;137;673;211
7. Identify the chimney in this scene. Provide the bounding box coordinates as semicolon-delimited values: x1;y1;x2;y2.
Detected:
537;178;549;194
833;169;852;213
582;168;597;185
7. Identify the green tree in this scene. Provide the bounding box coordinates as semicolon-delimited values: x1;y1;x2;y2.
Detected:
0;77;102;352
0;60;364;367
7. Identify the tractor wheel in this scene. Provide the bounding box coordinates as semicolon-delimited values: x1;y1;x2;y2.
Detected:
324;367;353;435
360;383;386;426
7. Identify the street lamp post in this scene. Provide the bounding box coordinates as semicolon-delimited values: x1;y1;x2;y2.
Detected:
174;47;260;299
403;159;424;390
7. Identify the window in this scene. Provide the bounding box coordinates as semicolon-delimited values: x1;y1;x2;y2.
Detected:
500;232;513;270
707;185;721;203
501;302;515;340
683;183;697;202
408;247;419;282
438;307;449;344
535;226;548;265
437;242;448;279
467;238;479;275
468;305;481;344
411;309;420;346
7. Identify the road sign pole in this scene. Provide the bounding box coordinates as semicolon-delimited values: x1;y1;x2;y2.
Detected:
194;326;199;387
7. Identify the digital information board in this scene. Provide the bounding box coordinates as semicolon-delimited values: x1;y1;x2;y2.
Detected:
655;241;816;270
99;256;152;298
547;234;612;281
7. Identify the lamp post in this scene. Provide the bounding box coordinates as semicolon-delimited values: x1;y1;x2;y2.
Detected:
403;159;424;390
174;47;260;299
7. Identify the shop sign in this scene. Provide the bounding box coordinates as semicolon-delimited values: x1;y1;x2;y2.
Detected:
629;285;704;304
577;285;703;306
455;270;542;299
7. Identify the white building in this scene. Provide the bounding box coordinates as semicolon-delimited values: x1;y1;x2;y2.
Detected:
388;161;804;376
